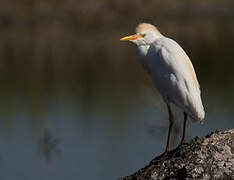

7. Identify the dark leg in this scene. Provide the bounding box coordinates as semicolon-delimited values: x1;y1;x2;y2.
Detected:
165;104;174;153
180;112;188;144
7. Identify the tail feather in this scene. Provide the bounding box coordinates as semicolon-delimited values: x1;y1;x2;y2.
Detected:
185;96;205;122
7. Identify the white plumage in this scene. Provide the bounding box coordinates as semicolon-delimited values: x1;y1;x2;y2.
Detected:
120;23;205;154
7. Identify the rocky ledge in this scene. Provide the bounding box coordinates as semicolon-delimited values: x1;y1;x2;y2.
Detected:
120;129;234;180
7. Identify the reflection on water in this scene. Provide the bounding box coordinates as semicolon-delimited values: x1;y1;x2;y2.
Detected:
38;128;60;167
0;0;234;179
0;86;233;180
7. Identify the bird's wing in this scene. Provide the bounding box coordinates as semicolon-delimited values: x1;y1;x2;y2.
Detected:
157;38;200;92
147;38;204;120
174;47;200;92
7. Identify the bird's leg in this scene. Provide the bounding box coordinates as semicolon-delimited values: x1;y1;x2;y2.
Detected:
165;104;174;153
180;112;188;144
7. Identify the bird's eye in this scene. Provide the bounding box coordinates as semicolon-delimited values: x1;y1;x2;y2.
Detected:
141;33;146;38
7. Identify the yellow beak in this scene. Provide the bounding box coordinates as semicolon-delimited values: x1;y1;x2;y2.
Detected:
120;34;143;41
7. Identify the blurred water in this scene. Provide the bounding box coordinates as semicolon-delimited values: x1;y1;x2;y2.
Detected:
0;84;233;180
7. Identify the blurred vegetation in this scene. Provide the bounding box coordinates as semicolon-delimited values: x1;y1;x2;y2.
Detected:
0;0;234;125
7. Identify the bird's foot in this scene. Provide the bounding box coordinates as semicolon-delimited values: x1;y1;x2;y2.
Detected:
150;150;169;164
179;140;188;147
174;141;189;152
180;140;186;145
160;150;169;157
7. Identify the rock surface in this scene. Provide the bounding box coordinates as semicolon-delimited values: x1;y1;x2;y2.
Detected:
120;129;234;180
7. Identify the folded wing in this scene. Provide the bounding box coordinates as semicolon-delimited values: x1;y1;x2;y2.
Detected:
146;38;205;121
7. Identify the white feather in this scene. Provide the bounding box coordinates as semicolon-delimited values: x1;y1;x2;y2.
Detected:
132;25;205;121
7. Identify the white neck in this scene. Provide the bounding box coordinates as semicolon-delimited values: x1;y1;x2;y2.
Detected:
137;45;150;57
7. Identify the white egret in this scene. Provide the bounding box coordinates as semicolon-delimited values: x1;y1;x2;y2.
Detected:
120;23;205;154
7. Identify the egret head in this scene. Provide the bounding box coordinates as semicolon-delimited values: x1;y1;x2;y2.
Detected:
120;23;163;46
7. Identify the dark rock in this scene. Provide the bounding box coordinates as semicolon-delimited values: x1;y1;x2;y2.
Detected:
120;129;234;180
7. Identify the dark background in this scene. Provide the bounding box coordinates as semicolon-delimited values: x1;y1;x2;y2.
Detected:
0;1;233;180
